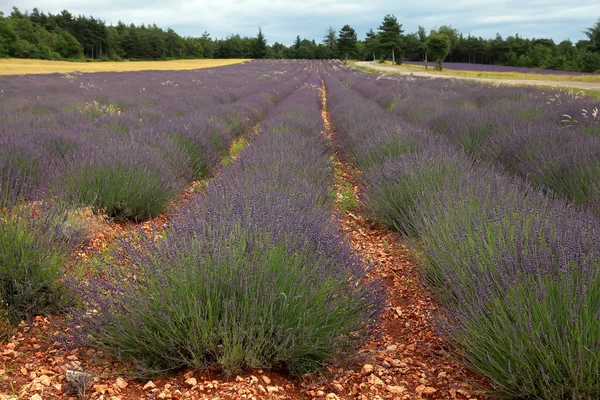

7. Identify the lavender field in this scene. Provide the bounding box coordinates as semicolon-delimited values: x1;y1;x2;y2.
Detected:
1;60;600;399
404;61;596;75
323;62;600;399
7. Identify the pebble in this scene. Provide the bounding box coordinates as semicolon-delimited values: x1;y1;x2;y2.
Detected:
143;381;157;390
416;385;437;396
332;383;344;392
185;377;197;387
368;374;385;386
38;374;51;386
387;385;405;394
361;364;374;375
115;377;128;389
261;375;271;385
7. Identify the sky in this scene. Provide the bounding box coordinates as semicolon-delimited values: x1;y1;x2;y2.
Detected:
2;0;599;46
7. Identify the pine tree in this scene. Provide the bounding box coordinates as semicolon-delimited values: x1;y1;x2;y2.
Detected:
377;14;403;64
337;24;357;63
323;26;337;58
253;27;267;58
584;17;600;52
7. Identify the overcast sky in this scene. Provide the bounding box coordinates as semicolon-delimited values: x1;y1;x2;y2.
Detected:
3;0;599;45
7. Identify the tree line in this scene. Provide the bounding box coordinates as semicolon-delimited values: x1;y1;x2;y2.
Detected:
1;7;599;73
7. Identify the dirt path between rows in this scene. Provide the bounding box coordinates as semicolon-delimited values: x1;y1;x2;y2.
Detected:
355;61;600;91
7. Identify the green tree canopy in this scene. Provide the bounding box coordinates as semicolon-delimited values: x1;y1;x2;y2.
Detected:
584;17;600;52
427;31;451;70
377;14;403;64
252;26;267;58
337;24;357;62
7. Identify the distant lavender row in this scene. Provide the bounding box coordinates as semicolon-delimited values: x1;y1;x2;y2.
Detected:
404;61;594;75
338;67;600;215
67;64;385;377
323;63;600;399
0;60;309;219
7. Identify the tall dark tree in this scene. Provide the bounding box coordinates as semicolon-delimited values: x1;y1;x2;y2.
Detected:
417;26;428;58
199;32;214;58
337;24;357;62
323;26;337;58
584;17;600;52
165;28;184;58
377;14;403;64
364;28;379;61
252;26;267;58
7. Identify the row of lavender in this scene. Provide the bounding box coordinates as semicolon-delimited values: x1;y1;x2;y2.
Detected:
0;62;308;329
0;60;306;220
336;67;600;216
64;65;384;377
404;61;594;75
323;66;600;399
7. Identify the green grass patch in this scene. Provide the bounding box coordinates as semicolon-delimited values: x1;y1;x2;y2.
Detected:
221;137;248;168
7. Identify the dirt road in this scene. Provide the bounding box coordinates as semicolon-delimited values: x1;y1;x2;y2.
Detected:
355;61;600;91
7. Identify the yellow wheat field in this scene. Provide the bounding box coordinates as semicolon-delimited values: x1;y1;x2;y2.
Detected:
0;58;251;75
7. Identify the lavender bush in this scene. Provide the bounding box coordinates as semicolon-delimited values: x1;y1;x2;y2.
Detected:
410;169;600;399
57;144;185;221
0;202;80;322
66;66;385;378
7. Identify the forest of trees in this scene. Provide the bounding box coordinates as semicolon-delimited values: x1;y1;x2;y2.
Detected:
1;7;599;73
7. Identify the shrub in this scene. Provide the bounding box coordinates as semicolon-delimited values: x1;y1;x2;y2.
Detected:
362;146;468;236
411;173;600;399
57;144;184;221
73;219;381;377
167;132;213;179
0;204;78;322
0;147;41;206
